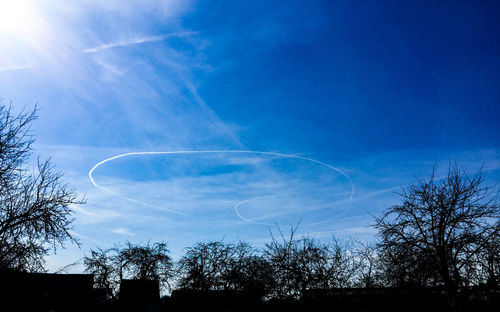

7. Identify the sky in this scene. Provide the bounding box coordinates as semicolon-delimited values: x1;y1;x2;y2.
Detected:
0;0;499;272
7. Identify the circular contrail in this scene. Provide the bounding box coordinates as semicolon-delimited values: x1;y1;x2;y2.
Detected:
88;150;355;220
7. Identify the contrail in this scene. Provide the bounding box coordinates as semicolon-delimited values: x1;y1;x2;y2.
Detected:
233;195;279;226
88;150;355;220
83;31;198;53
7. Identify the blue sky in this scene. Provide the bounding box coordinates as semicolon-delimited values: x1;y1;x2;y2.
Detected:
0;1;498;272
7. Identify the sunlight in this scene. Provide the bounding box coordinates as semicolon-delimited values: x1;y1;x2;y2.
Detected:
0;0;35;36
0;0;54;70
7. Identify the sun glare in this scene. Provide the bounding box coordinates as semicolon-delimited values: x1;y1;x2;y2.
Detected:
0;0;39;37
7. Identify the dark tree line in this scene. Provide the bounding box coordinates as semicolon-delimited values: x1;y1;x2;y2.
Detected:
84;234;360;299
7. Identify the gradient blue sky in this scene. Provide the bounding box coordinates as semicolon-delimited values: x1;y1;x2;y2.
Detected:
0;1;498;272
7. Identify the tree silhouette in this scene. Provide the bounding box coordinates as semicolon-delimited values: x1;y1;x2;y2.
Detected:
265;225;358;299
84;241;174;295
177;240;269;293
83;247;116;298
0;104;84;272
472;223;500;289
376;236;438;287
120;241;174;290
355;241;381;288
374;164;499;294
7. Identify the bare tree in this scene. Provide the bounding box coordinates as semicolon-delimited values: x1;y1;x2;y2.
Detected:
264;225;358;299
176;240;268;293
222;241;270;293
84;241;174;295
84;247;117;297
374;164;499;293
472;225;500;289
0;104;84;272
484;229;500;288
354;241;381;288
120;241;174;291
375;237;439;288
177;241;228;291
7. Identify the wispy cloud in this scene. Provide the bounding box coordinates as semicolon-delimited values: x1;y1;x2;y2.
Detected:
72;205;122;224
69;230;104;245
82;0;189;18
83;31;198;53
111;227;135;236
0;65;30;72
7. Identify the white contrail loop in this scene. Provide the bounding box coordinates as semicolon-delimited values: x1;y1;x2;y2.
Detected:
88;150;355;220
233;195;278;226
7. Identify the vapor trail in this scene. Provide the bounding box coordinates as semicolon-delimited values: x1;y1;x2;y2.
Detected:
88;150;355;220
233;195;278;226
83;31;198;53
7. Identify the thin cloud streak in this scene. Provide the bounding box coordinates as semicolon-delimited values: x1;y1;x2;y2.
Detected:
83;31;198;53
69;230;104;245
0;65;30;72
111;227;135;236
